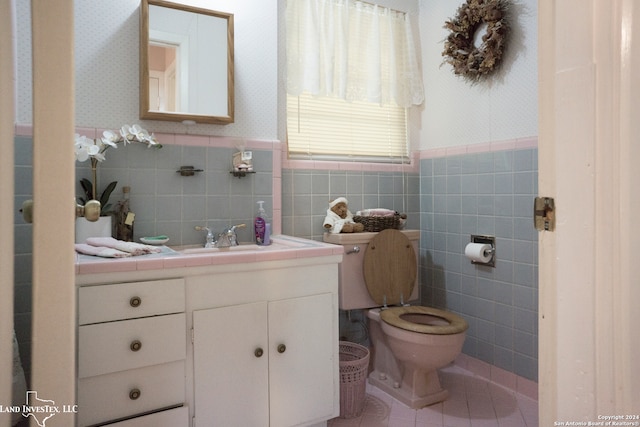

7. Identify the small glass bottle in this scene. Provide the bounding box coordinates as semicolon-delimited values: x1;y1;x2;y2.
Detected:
115;186;134;241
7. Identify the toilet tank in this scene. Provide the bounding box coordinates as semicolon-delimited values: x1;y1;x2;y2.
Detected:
323;230;420;310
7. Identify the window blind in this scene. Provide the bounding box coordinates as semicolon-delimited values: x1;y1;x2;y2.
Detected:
287;92;409;161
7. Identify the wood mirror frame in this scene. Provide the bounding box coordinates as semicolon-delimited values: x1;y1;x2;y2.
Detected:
140;0;234;124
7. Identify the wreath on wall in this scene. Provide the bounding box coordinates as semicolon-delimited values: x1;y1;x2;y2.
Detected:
441;0;510;83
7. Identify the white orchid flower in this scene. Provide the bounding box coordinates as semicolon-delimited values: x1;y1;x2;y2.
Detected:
102;130;120;147
84;142;101;161
75;148;90;162
74;134;100;162
94;139;109;153
127;124;160;147
74;125;161;217
130;124;143;139
120;125;134;144
75;125;160;164
146;133;159;147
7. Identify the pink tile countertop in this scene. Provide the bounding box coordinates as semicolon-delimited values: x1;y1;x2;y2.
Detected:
75;235;345;275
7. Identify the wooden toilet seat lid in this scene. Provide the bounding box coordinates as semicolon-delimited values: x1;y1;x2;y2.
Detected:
363;229;417;306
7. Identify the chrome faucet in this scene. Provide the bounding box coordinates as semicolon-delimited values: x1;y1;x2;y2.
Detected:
216;224;246;248
194;226;216;248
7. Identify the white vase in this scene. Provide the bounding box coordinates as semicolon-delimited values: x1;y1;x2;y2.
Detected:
75;216;113;243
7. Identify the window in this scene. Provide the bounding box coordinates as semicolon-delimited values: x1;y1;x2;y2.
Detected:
287;93;407;161
285;0;423;162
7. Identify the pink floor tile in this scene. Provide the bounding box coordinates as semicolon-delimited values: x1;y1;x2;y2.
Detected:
390;401;418;422
416;404;443;424
329;364;538;427
497;412;527;427
388;418;418;427
469;419;502;427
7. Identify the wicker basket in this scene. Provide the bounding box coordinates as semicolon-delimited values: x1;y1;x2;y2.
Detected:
338;341;370;419
353;213;403;232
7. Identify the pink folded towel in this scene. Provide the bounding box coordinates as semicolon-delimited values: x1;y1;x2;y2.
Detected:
75;243;131;258
355;208;396;217
85;237;162;256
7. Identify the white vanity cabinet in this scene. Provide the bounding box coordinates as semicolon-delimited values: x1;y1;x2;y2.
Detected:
193;293;335;426
186;260;340;427
77;243;341;427
77;278;188;427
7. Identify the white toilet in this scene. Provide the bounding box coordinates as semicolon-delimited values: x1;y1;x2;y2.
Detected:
324;229;468;408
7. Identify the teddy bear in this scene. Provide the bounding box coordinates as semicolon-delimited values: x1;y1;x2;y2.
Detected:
323;197;365;234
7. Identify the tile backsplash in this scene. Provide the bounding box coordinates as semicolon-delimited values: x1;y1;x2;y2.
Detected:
76;142;274;246
281;168;420;241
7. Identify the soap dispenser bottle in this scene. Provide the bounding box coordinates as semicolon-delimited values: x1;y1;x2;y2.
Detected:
254;201;271;245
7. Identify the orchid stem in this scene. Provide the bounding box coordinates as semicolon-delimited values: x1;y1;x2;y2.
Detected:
90;157;98;200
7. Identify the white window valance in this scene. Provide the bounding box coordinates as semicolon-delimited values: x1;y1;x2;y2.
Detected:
286;0;425;108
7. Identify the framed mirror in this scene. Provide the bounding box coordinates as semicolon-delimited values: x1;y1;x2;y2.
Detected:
140;0;234;124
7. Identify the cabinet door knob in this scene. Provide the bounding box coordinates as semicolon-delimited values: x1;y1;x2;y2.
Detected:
129;388;141;400
130;340;142;352
277;344;286;354
129;296;142;307
254;348;264;358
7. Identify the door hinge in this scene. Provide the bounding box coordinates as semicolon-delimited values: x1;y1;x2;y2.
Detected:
534;197;555;231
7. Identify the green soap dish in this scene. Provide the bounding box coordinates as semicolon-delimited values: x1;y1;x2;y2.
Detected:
140;236;169;245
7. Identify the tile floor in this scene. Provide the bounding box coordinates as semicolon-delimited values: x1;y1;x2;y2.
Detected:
329;364;538;427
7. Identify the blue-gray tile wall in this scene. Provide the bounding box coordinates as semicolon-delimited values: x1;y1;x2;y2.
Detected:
15;132;539;384
420;148;539;381
75;143;274;245
13;137;274;383
281;168;420;241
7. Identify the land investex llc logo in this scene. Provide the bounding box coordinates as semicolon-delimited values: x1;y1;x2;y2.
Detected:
0;391;77;426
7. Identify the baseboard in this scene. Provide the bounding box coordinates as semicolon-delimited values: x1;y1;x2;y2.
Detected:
454;353;538;401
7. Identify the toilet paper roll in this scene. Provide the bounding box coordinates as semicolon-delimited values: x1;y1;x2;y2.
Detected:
464;243;493;263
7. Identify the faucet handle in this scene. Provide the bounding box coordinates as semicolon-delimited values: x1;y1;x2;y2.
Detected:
195;225;216;248
220;223;246;246
195;225;213;235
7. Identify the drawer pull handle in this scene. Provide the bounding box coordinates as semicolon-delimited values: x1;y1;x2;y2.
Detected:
254;348;264;358
130;340;142;352
277;344;286;354
129;388;141;400
129;296;142;307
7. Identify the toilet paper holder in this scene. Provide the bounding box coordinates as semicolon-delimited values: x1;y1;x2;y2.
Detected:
468;235;496;267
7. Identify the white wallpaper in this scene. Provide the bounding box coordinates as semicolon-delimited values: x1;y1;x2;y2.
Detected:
16;0;536;149
16;0;278;140
418;0;538;149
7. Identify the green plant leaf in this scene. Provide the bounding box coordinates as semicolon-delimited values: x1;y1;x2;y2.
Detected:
100;181;118;204
79;178;94;200
99;181;118;213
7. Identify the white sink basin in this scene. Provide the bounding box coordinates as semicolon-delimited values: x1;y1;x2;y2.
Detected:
176;243;260;254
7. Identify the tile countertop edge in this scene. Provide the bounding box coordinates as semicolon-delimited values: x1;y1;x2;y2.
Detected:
76;235;345;276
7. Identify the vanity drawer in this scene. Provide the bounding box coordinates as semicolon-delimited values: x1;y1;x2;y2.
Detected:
101;406;189;427
78;361;185;427
78;313;186;378
79;278;185;325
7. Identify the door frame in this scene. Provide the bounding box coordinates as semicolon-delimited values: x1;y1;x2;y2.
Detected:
0;1;16;423
538;0;640;422
29;1;77;425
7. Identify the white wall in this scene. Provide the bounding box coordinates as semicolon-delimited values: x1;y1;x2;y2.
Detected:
419;0;538;149
14;0;537;148
15;0;278;139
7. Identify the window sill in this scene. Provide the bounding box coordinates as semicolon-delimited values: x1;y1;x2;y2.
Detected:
282;153;419;173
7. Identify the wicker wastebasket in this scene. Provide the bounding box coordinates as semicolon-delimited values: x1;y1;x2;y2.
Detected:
338;341;370;419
